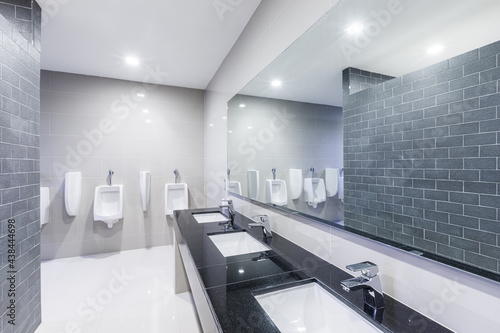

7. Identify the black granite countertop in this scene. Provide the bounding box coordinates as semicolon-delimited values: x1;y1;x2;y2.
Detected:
174;208;452;333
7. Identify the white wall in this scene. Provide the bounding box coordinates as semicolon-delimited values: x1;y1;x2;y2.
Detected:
204;1;500;332
40;71;205;259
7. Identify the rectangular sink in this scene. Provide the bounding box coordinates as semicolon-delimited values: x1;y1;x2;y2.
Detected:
254;281;383;332
193;212;230;223
208;231;270;257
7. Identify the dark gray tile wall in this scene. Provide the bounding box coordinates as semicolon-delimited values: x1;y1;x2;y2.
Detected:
343;41;500;274
0;0;40;50
0;2;41;332
342;67;394;96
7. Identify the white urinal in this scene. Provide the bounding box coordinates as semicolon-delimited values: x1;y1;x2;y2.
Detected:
40;187;50;226
304;178;326;208
140;171;151;212
165;183;188;217
325;168;339;197
94;185;124;228
265;179;288;206
247;170;260;200
228;181;242;195
289;169;303;200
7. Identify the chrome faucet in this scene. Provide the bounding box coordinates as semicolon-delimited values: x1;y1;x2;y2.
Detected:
249;215;272;238
341;261;385;323
219;199;235;230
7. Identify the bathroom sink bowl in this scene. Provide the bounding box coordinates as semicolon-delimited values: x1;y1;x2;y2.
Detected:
192;212;230;223
208;231;270;257
254;280;383;333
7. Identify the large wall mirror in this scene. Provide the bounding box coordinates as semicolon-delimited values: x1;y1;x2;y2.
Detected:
228;0;500;281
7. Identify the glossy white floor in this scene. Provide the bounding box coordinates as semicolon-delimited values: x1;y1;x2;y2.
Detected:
35;246;202;333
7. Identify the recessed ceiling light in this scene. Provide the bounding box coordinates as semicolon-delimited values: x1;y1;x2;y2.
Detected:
125;56;139;66
222;116;227;120
427;45;444;55
247;126;252;129
209;124;214;127
142;109;149;114
136;92;145;98
228;130;232;133
271;80;282;87
145;119;151;124
239;104;246;108
346;23;364;34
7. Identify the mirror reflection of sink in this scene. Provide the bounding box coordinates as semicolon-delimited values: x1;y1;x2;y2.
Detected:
254;280;383;333
192;212;230;224
208;231;270;257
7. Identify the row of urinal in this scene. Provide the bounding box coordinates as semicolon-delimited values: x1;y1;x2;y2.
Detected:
41;172;190;229
94;178;189;228
94;172;190;227
228;168;343;208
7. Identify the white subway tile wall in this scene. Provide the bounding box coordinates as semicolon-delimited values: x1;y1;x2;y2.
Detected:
40;71;205;260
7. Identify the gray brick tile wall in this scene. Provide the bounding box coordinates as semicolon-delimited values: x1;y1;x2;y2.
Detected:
343;40;500;274
0;2;41;332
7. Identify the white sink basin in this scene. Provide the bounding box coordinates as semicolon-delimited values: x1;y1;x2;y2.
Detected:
193;212;230;223
208;231;270;257
254;281;383;333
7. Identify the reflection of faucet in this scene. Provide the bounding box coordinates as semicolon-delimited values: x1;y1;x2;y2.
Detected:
249;215;272;238
341;261;385;323
251;252;268;261
108;170;114;186
272;168;276;180
219;199;235;230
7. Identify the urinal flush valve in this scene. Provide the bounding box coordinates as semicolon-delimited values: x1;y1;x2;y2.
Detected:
108;170;114;185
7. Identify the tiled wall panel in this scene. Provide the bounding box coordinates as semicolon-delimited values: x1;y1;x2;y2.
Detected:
40;70;205;260
0;1;41;332
343;41;500;274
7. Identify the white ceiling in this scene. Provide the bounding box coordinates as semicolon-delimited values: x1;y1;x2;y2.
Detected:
38;0;261;89
240;0;500;106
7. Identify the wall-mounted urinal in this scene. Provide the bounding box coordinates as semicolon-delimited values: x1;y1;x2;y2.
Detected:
304;178;326;208
247;170;260;200
289;169;303;200
40;187;50;226
325;168;339;197
228;181;242;195
94;185;124;228
265;179;288;206
165;183;188;218
64;172;81;216
140;171;151;212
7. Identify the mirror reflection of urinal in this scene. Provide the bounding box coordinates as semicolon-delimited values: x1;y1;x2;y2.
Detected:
228;181;242;195
303;178;326;208
265;179;288;206
94;185;124;228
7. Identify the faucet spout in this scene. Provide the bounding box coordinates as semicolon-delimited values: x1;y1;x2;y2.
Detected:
249;215;272;238
219;199;235;230
341;261;385;323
